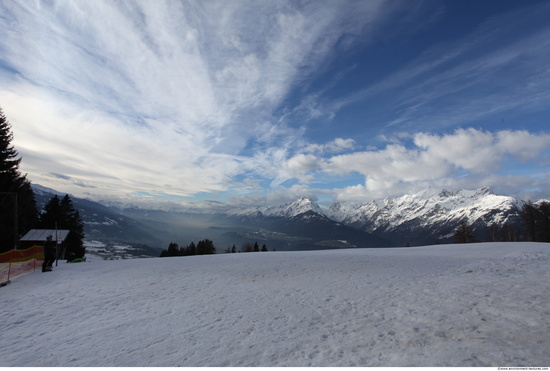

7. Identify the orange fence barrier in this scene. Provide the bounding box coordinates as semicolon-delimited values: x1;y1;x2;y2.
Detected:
0;246;44;285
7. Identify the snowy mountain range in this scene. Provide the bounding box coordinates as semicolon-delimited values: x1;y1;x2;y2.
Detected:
32;184;540;254
228;197;324;219
230;187;528;246
327;187;523;245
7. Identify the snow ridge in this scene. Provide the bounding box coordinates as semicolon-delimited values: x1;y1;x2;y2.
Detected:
230;187;524;236
230;197;323;219
326;187;521;234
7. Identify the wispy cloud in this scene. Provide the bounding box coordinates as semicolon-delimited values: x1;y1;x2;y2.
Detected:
386;29;550;130
0;0;391;200
306;1;550;132
1;1;549;206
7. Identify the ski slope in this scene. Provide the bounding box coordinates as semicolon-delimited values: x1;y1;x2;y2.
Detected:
1;242;549;367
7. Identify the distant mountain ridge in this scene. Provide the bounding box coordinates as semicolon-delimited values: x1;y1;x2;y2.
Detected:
32;184;163;258
227;200;391;250
228;197;324;219
232;187;530;246
32;184;541;253
327;187;523;245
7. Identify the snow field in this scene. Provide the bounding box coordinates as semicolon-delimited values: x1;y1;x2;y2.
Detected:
1;242;549;366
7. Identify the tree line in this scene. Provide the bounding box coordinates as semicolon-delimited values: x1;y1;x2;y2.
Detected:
226;241;269;253
521;201;550;242
0;107;85;257
160;240;216;257
454;201;550;244
160;240;270;257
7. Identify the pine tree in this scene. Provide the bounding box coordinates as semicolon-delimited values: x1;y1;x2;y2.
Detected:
63;195;86;258
0;108;21;184
39;194;86;259
0;107;39;252
187;241;196;255
197;239;216;255
168;242;180;256
261;244;268;252
535;201;550;242
160;242;179;257
520;201;538;241
40;195;62;228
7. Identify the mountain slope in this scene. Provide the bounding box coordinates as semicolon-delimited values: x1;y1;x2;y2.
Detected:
328;187;522;245
32;184;534;252
32;185;163;256
226;198;391;249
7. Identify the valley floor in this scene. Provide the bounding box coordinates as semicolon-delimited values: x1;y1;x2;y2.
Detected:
1;242;549;367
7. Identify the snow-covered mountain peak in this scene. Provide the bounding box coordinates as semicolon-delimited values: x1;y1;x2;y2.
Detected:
227;197;324;219
274;197;323;218
326;187;522;244
412;186;441;199
407;187;494;203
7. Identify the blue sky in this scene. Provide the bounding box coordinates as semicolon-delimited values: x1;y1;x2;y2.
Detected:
1;0;549;208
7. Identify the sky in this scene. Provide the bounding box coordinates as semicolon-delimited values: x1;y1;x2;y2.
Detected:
1;0;550;209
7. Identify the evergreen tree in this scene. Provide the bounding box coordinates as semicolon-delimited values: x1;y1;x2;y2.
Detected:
40;194;86;259
231;244;237;253
160;242;178;257
161;240;216;257
454;221;477;243
40;195;62;230
0;107;39;252
253;241;259;252
261;244;268;252
187;241;196;255
535;201;550;242
520;201;539;241
60;195;85;259
197;239;216;255
168;242;180;256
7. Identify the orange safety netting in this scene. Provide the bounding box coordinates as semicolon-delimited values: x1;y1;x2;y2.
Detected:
0;246;44;284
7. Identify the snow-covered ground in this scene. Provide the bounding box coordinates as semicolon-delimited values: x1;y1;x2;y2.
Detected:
1;242;549;367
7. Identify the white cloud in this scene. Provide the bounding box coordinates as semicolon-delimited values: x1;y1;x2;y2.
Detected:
495;130;550;162
2;1;550;206
0;0;392;200
325;129;550;201
413;129;501;173
280;154;322;185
